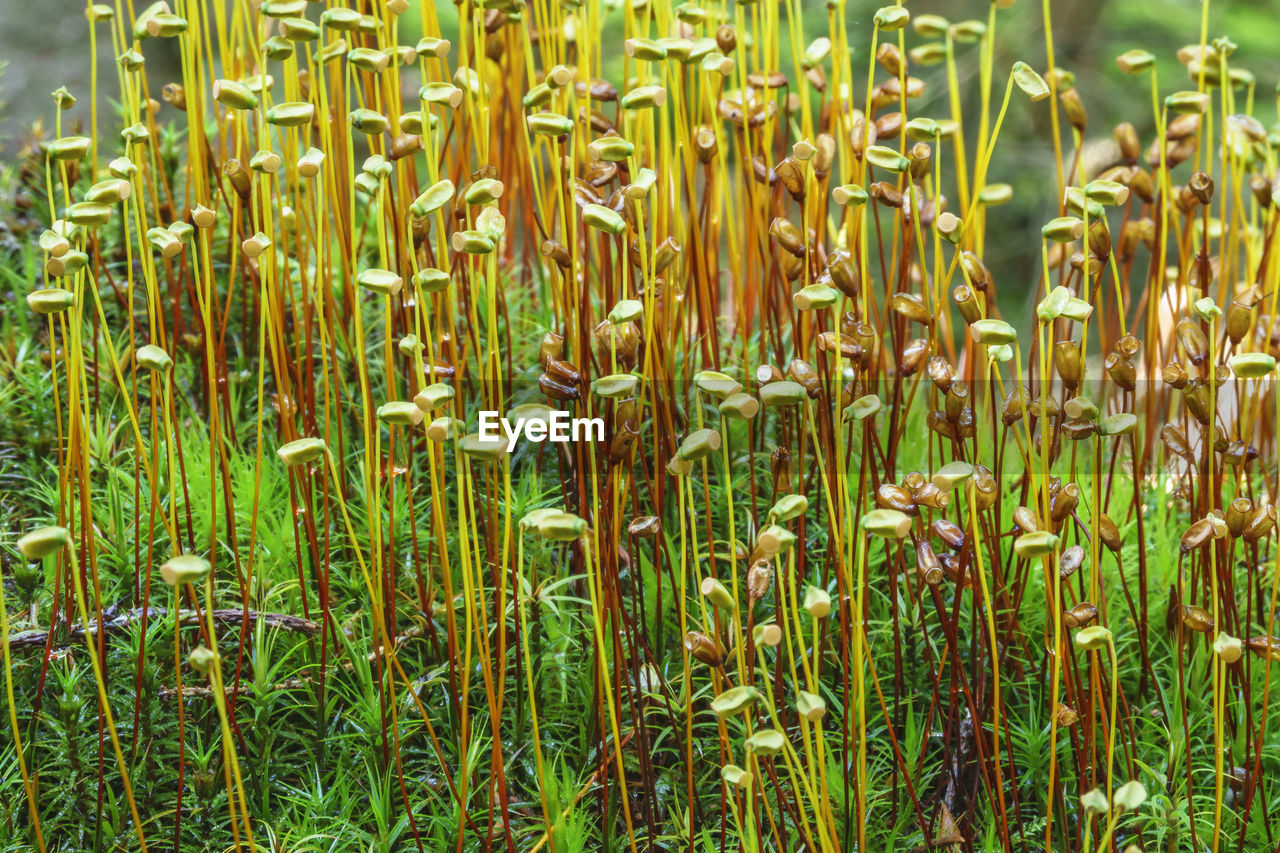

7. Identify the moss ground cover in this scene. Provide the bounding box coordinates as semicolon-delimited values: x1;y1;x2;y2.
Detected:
2;1;1280;851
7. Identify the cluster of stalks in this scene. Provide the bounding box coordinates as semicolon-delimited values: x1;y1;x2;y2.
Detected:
5;0;1280;850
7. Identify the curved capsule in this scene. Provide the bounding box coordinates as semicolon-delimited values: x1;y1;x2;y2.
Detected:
1059;545;1085;578
876;484;918;516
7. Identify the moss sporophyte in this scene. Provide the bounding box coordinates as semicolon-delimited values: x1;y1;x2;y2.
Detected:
7;0;1280;851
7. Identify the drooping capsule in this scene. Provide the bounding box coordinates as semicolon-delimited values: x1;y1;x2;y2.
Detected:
1181;382;1213;425
1096;514;1122;552
1176;318;1209;365
926;356;955;392
911;483;949;510
927;411;957;440
771;447;792;495
1059;545;1085;578
1243;505;1278;544
916;541;943;585
1226;498;1254;538
684;631;724;667
1180;518;1217;552
1054;340;1083;388
876;484;918;516
628;516;661;538
953;284;981;324
891;292;930;325
1179;605;1215;633
1061;418;1097;440
900;338;929;376
999;386;1028;426
1225;301;1254;345
1062;602;1099;629
931;518;965;549
971;471;998;512
1105;352;1136;391
1246;636;1280;661
770;217;806;257
786;359;822;398
943;381;969;422
539;374;580;401
746;561;772;601
1050;483;1080;524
